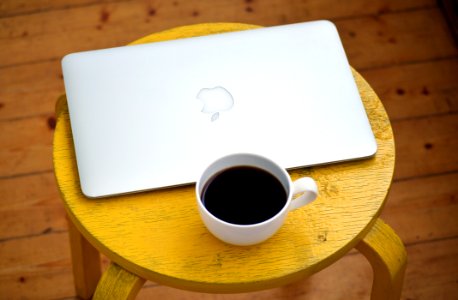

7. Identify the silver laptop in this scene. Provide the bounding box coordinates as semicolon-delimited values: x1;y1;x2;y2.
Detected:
62;20;377;198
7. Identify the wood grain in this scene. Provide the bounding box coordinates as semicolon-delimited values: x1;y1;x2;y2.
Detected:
0;0;127;17
1;230;456;299
1;8;456;124
0;232;75;299
0;60;65;121
0;172;64;240
1;5;453;68
93;262;145;300
0;115;54;178
382;172;458;244
0;232;70;273
0;172;58;210
1;0;457;299
393;113;458;180
1;8;456;123
356;219;407;300
134;238;457;299
0;0;436;18
0;203;65;241
360;58;458;121
401;238;458;299
338;8;457;69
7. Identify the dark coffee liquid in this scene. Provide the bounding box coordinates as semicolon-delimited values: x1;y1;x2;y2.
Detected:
201;166;287;225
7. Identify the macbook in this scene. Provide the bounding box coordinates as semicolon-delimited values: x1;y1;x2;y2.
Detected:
62;20;377;198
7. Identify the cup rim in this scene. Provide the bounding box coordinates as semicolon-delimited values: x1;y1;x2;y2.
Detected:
195;152;293;228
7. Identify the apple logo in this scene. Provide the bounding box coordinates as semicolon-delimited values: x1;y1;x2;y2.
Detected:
196;86;234;122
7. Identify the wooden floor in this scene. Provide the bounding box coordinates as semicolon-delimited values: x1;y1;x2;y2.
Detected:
1;0;457;299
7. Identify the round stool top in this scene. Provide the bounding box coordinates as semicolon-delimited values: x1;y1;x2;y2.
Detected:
54;23;395;293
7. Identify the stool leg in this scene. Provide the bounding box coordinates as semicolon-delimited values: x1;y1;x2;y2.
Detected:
93;262;146;300
67;219;102;299
356;218;407;300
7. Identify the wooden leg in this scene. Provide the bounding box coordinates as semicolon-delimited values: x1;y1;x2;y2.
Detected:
67;218;102;299
356;219;407;300
93;262;146;300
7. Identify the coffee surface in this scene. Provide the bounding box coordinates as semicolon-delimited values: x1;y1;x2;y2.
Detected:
201;166;287;225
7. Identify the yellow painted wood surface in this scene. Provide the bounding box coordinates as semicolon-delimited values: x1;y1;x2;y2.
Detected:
357;219;407;300
93;262;145;300
53;23;395;293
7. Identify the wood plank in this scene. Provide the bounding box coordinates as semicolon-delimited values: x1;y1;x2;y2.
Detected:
0;172;57;211
134;238;458;299
1;4;453;69
0;0;126;18
0;269;75;299
0;232;75;299
0;11;455;121
0;115;54;178
382;172;458;245
400;238;458;299
393;113;458;180
0;172;66;241
337;8;458;69
1;228;456;299
0;61;64;121
360;58;458;121
0;231;168;299
0;0;435;19
0;232;70;275
0;171;60;211
1;7;455;122
0;204;66;241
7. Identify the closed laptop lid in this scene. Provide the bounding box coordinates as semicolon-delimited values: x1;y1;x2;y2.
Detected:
62;21;377;198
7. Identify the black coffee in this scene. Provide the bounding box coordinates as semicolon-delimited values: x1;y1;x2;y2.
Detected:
201;166;287;225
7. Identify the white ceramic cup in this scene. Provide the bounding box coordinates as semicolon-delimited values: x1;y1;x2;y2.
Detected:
196;153;318;246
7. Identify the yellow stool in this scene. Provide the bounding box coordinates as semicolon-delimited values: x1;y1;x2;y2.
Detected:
53;23;406;300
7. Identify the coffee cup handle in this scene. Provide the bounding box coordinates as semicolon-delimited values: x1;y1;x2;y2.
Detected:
289;177;318;211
